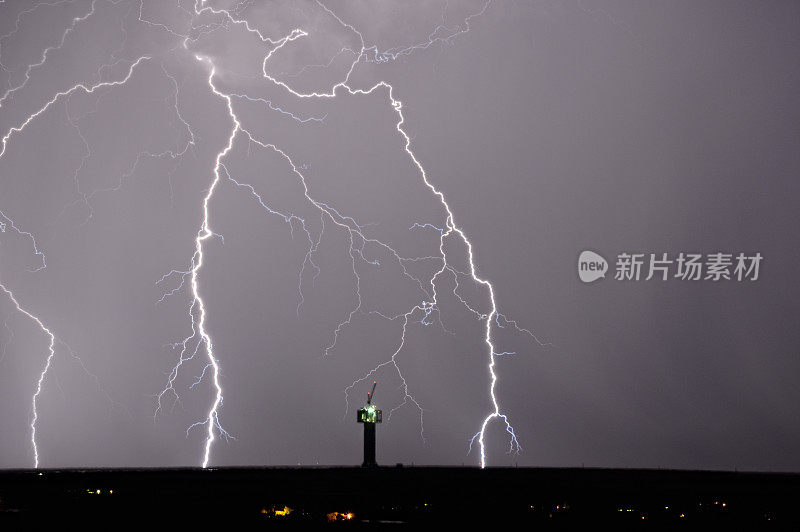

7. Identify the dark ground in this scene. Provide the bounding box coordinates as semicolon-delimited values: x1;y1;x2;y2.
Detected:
0;466;797;527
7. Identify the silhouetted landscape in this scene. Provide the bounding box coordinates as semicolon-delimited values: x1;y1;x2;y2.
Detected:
1;466;797;526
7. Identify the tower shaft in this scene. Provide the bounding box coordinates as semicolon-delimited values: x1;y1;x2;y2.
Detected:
363;422;376;467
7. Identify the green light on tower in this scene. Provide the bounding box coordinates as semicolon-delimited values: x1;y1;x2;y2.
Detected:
357;404;382;424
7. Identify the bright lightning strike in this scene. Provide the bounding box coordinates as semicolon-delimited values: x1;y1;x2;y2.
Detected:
168;0;542;468
0;182;112;467
2;0;548;469
0;3;150;466
256;0;540;468
162;55;240;469
0;283;55;468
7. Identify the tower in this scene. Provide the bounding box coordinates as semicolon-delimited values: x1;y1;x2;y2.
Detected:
356;381;382;467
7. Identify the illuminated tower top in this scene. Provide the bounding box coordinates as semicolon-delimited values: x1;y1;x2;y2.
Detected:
356;380;382;424
357;403;382;424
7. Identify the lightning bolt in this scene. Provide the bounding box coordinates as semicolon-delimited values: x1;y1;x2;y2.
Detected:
167;0;545;467
2;0;549;468
0;2;151;466
258;0;540;468
0;0;101;110
0;55;150;159
1;179;119;467
0;179;54;467
184;55;235;468
0;283;55;468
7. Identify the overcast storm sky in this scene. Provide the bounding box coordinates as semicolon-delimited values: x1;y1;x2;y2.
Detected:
0;0;798;471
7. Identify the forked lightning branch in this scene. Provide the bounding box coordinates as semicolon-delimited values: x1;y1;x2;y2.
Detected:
0;0;548;468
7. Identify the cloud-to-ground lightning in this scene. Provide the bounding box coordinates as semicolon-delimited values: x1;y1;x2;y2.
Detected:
1;177;119;466
157;0;545;467
0;2;151;466
0;283;55;468
2;0;548;468
257;0;547;468
0;207;52;467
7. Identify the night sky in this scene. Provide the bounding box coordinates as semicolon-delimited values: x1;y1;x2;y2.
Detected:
0;0;798;471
